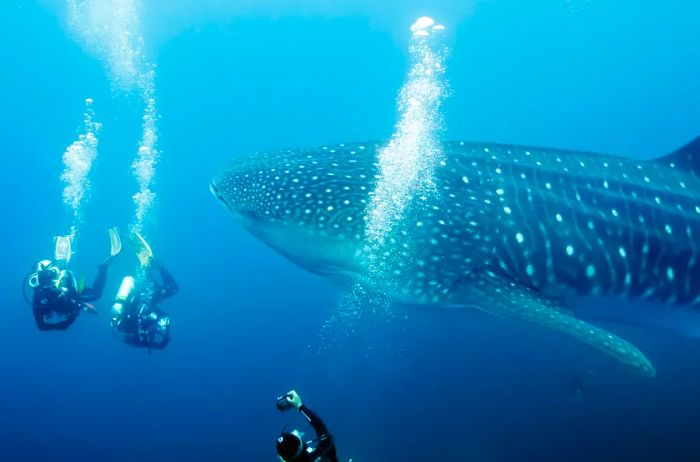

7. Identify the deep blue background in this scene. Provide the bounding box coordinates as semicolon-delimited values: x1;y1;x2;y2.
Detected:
1;1;700;461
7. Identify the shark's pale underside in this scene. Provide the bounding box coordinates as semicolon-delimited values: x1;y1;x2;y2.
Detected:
211;137;700;377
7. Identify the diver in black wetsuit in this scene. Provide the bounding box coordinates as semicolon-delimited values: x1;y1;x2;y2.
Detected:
30;259;111;330
276;390;339;462
28;229;121;331
110;259;178;350
32;258;111;330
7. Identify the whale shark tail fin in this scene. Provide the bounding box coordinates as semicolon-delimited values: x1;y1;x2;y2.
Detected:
656;136;700;176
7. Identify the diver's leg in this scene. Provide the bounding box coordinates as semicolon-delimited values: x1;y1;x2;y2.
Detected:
100;254;115;266
82;262;109;301
157;262;179;298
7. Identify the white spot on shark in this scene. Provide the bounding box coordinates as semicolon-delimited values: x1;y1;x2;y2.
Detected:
586;265;596;278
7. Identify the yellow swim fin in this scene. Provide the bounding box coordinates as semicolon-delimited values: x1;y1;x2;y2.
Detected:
132;231;154;267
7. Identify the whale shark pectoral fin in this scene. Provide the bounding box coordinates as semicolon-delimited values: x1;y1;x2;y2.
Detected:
459;273;656;378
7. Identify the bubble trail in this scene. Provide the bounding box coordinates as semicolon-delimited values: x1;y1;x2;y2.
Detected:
131;77;158;236
325;18;449;336
67;0;146;92
365;16;448;269
60;98;101;223
316;282;393;353
67;0;161;238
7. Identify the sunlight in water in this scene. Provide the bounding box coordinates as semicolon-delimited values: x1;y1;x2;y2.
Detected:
365;16;448;269
60;98;101;222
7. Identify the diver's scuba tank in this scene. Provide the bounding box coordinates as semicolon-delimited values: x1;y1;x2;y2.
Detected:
112;276;136;318
22;265;40;306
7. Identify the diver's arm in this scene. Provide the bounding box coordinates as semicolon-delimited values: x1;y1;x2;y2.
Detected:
80;263;109;302
147;335;170;350
32;289;74;330
300;405;330;438
288;392;330;436
301;405;338;462
33;307;54;330
33;308;75;331
37;317;75;330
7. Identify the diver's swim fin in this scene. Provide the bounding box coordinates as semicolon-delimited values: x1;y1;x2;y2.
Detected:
54;232;75;263
108;227;122;257
133;232;154;267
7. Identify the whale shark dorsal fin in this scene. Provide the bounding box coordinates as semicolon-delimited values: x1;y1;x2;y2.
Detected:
655;136;700;175
458;273;656;377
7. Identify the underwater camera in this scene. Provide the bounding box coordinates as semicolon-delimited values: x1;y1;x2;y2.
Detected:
276;393;294;412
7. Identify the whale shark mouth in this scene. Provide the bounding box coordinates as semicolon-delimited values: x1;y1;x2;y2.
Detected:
210;183;231;212
210;176;362;280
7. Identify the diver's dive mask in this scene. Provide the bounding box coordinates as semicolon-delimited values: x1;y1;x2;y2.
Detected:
30;260;60;288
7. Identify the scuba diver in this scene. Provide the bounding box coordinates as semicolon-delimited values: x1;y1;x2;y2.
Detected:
26;227;122;331
110;232;178;350
275;390;339;462
569;369;595;401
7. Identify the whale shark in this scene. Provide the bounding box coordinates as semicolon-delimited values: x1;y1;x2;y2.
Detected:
211;137;700;377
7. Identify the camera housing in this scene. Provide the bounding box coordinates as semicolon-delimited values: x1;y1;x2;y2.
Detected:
276;394;294;412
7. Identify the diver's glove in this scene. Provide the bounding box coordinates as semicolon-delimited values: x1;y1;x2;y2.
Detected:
82;302;98;315
287;390;303;410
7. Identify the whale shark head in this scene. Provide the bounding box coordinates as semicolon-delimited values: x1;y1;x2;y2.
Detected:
212;141;500;297
211;143;381;280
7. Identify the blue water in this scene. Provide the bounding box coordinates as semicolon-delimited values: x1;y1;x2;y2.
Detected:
2;1;700;460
